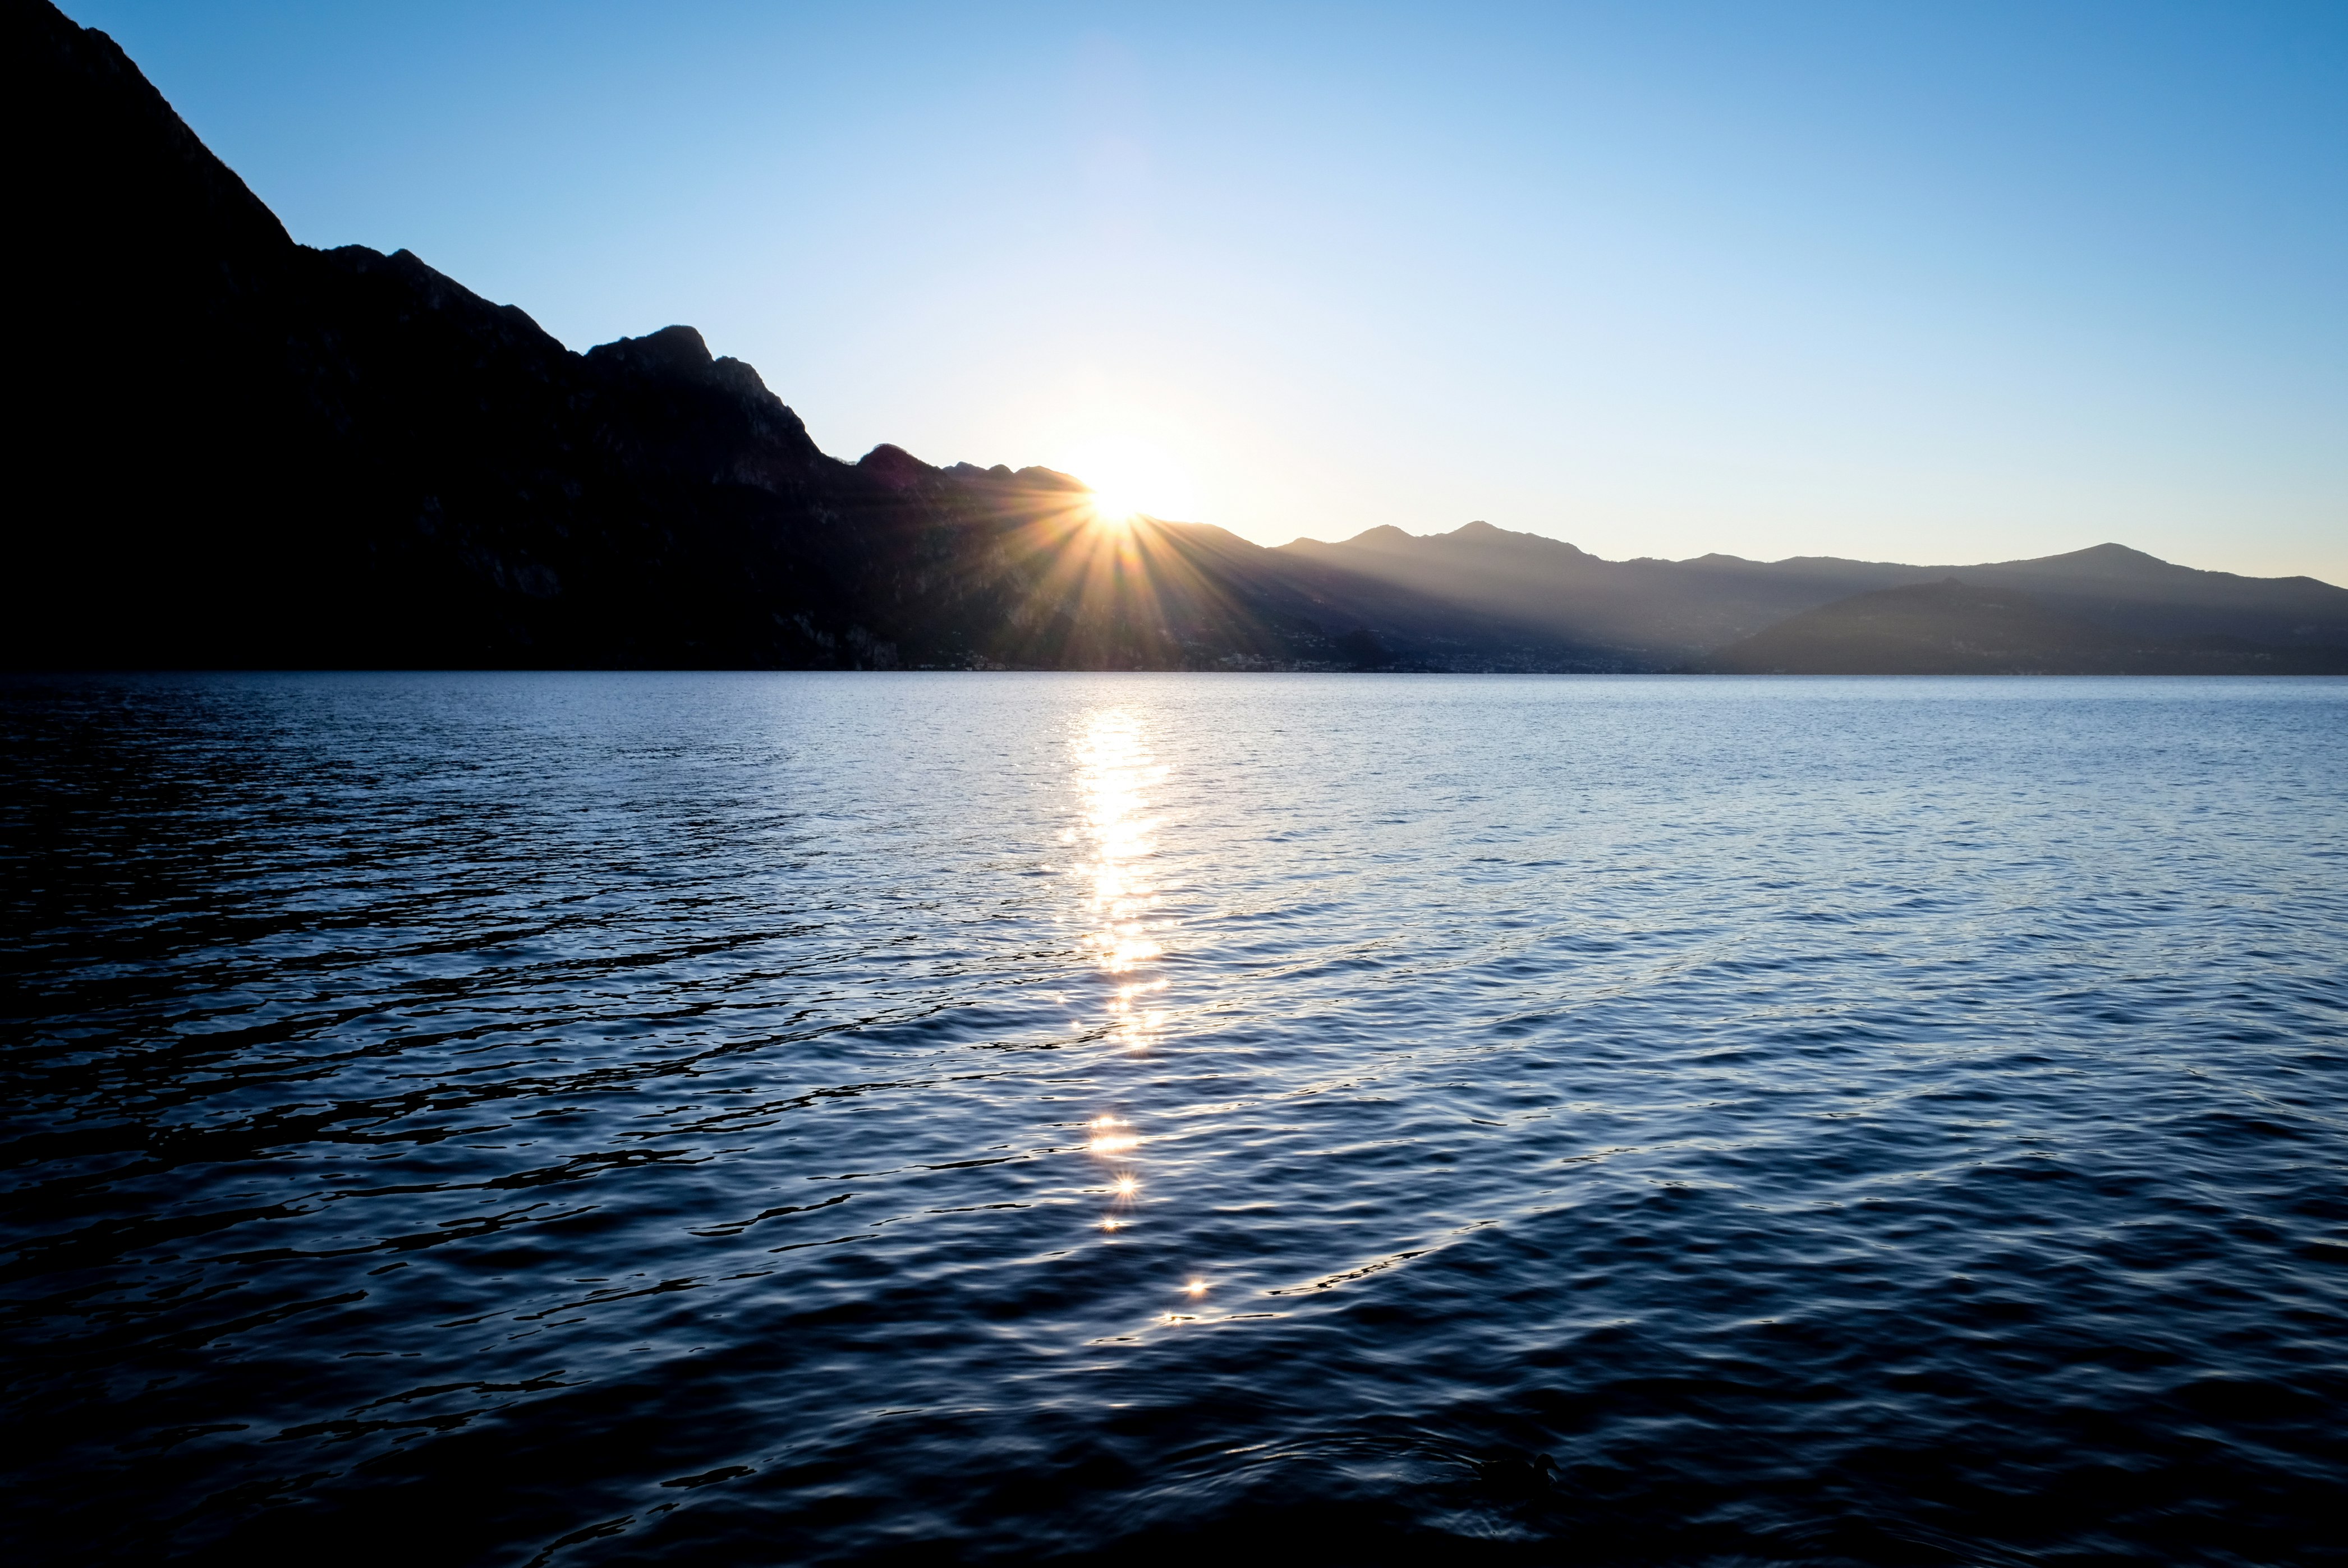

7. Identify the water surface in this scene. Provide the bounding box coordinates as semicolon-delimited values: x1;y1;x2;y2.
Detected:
3;673;2344;1565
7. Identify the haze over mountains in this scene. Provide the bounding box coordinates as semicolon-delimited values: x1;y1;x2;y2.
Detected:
8;0;2345;675
1692;579;2348;677
1290;525;2348;672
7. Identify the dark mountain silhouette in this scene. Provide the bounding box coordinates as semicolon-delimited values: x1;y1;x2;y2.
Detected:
1281;523;2348;667
1688;579;2348;675
7;0;2342;675
11;0;1591;673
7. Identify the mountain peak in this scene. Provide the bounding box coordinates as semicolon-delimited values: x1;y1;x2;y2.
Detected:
1436;520;1589;557
585;323;712;376
1991;541;2177;577
856;443;934;490
1339;525;1421;555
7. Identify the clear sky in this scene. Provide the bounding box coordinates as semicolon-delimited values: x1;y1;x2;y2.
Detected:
67;1;2348;581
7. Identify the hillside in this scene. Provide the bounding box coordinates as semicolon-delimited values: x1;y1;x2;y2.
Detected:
1689;580;2348;675
1281;523;2348;668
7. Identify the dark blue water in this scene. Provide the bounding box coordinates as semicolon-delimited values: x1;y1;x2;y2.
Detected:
4;673;2345;1566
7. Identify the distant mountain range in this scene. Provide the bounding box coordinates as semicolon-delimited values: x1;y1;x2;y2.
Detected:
9;0;2346;675
1284;525;2348;669
1689;579;2348;675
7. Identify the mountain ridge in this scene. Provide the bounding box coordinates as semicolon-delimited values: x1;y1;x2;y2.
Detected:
6;0;2340;675
13;0;1643;673
1278;522;2348;666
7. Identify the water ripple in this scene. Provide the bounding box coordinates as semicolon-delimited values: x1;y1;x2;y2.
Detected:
2;672;2344;1565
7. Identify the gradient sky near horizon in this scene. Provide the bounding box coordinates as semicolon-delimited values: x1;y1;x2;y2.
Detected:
70;1;2348;582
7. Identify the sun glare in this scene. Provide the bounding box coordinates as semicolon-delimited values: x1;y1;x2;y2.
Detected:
1088;490;1141;528
1064;435;1197;528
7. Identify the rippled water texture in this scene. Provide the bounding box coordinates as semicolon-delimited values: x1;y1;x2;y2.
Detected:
4;673;2346;1566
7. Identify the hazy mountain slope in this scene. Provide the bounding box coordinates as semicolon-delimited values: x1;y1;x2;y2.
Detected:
1283;523;2348;665
1955;543;2348;646
1157;525;1632;671
1690;580;2348;675
1281;523;1933;659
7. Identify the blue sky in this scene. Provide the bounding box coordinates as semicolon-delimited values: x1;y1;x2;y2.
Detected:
69;1;2348;581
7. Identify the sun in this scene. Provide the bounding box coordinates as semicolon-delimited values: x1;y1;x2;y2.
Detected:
1088;488;1143;529
1062;435;1197;528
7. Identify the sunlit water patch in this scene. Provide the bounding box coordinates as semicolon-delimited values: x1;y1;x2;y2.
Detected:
2;673;2344;1566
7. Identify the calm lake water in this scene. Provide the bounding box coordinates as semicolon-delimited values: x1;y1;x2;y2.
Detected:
3;673;2345;1566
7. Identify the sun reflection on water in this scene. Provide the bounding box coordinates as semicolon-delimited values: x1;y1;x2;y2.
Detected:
1069;707;1175;1257
1070;710;1168;1048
